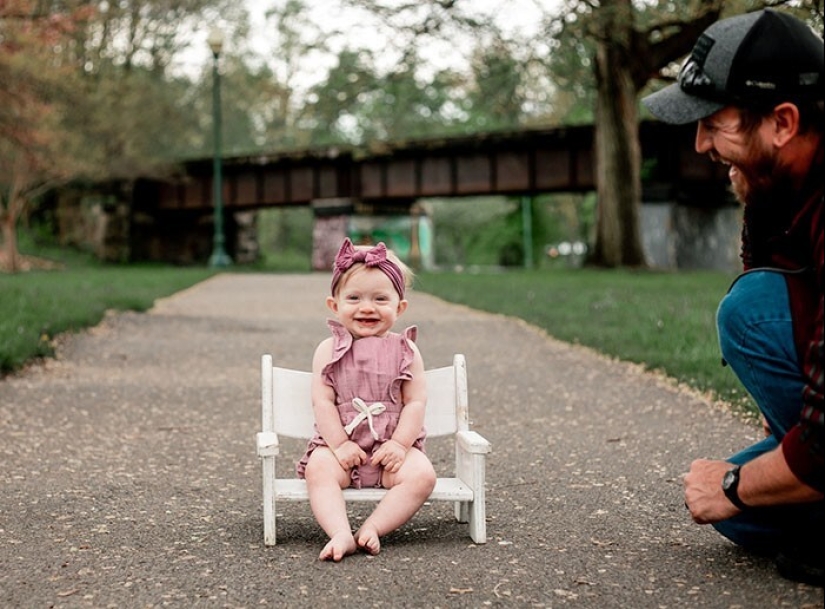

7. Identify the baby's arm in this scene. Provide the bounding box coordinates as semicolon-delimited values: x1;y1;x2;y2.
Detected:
311;339;366;470
371;342;427;471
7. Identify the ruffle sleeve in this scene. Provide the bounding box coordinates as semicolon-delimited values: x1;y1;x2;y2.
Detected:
390;325;418;403
322;319;353;387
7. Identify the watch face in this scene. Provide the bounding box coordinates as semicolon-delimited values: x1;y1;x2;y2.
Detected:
722;466;746;510
722;471;734;489
722;467;739;491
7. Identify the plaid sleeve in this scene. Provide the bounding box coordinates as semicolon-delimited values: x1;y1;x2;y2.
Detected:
781;200;824;492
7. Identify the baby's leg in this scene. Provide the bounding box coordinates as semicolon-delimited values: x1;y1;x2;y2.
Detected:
304;447;356;561
356;448;436;555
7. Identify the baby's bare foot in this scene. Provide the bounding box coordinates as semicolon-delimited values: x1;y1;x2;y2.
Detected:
319;531;356;562
355;524;381;555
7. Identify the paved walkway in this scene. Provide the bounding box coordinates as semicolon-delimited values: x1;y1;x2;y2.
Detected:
1;274;821;608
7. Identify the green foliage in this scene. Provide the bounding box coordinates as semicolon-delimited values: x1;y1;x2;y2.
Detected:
463;37;528;132
539;10;597;125
427;197;511;267
304;47;472;146
417;268;755;414
471;207;523;267
301;15;543;147
255;207;313;271
540;192;596;249
426;194;594;269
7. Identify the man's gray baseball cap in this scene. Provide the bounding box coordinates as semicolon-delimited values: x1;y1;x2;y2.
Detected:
642;9;824;125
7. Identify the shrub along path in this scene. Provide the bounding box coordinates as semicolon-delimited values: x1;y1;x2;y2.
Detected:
1;273;820;608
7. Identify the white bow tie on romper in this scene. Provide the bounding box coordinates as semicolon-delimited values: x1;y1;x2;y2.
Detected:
343;397;386;441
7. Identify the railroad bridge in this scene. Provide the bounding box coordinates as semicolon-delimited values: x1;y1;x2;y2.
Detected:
64;121;737;269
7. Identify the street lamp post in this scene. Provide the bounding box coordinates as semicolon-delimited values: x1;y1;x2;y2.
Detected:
207;27;231;268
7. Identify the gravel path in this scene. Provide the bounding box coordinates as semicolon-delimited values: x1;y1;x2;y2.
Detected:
1;273;820;608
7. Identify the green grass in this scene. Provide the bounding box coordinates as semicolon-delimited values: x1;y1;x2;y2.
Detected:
416;268;755;415
0;256;216;374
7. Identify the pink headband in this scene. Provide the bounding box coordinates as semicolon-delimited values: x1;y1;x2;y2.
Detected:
331;238;406;298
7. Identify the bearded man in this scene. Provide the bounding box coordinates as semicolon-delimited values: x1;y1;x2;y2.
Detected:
643;9;823;587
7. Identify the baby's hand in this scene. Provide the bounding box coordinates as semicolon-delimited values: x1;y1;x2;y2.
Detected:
333;440;367;471
371;439;408;473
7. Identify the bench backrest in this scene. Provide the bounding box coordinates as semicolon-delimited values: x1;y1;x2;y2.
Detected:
263;354;469;440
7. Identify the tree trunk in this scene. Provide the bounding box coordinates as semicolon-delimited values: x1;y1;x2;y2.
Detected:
0;209;20;273
1;167;31;273
589;0;646;268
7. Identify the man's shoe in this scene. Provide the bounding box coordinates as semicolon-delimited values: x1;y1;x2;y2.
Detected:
775;546;824;587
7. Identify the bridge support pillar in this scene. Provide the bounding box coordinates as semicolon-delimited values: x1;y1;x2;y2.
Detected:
311;198;354;271
641;186;740;271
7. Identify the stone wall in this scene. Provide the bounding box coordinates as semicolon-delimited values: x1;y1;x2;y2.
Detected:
55;187;130;262
311;216;348;271
233;212;260;264
53;183;260;266
641;202;741;272
129;210;214;265
311;199;353;271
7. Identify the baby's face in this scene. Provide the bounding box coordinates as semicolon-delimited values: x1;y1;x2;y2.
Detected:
327;267;407;339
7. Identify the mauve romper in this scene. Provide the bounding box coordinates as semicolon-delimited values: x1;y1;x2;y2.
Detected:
296;320;426;488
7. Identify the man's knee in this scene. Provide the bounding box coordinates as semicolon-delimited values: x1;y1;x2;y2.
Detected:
716;291;740;363
716;271;792;365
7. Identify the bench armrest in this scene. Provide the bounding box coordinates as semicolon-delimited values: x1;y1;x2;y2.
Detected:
257;431;280;457
456;430;491;454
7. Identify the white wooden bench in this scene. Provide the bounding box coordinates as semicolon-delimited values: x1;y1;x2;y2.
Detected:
256;353;491;546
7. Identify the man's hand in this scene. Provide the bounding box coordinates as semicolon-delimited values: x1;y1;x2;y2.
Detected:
684;458;741;524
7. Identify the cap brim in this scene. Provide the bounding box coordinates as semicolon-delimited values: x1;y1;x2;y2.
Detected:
642;83;724;125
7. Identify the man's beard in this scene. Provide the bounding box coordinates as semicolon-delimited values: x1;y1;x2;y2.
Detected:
735;168;797;220
729;137;783;206
738;146;799;258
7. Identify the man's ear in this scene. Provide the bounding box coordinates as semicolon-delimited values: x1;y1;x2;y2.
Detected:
397;299;408;316
326;295;338;314
771;103;800;148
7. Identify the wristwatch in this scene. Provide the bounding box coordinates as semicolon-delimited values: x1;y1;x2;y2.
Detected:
721;465;749;510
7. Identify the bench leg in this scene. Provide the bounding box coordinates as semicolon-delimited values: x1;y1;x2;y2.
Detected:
262;456;277;546
455;501;469;524
456;448;487;544
467;486;486;544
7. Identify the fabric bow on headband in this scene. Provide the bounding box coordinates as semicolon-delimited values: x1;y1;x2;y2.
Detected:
331;238;406;298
